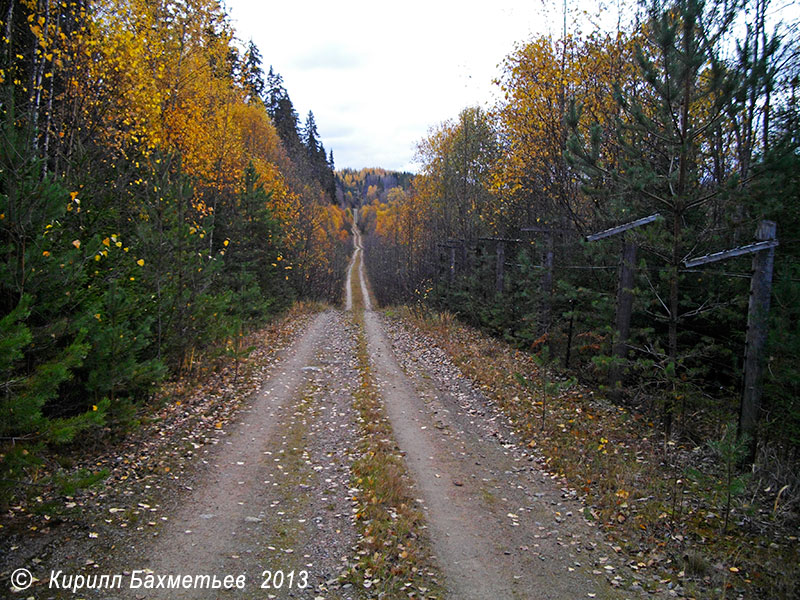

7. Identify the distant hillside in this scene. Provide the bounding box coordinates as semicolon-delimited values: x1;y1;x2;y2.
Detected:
336;168;415;207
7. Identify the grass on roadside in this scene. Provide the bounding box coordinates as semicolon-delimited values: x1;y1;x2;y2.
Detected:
341;267;444;598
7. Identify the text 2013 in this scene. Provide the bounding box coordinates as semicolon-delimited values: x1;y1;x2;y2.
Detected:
261;570;309;590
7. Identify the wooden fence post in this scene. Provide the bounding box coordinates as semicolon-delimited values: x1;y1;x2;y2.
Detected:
449;246;456;284
540;230;554;334
740;220;777;447
608;239;637;389
684;220;778;458
586;214;661;390
495;241;505;294
564;299;575;368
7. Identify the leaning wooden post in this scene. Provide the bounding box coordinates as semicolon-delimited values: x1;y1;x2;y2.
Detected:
587;214;661;391
564;299;575;368
684;220;778;459
740;220;777;448
608;238;638;389
495;241;505;294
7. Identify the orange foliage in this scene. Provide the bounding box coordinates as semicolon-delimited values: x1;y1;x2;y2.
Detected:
61;0;350;287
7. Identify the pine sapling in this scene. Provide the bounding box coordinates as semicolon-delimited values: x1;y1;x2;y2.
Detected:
515;346;576;431
708;423;751;532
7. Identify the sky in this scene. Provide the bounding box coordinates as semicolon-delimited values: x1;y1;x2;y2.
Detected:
223;0;576;172
223;0;799;173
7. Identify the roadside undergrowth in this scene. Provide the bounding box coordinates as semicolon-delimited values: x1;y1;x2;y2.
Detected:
392;306;799;600
341;265;444;598
0;302;321;556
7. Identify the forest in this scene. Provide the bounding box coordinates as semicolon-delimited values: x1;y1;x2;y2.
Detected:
0;0;350;501
1;0;799;595
361;0;799;535
336;167;415;207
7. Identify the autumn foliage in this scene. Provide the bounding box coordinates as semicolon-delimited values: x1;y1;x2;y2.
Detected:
0;0;349;501
358;3;799;595
362;0;799;532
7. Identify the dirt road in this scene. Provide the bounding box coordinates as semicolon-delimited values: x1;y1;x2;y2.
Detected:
115;311;363;599
2;216;647;600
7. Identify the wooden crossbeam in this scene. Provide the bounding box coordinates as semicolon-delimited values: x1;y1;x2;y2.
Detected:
585;213;661;242
683;240;779;268
520;226;572;233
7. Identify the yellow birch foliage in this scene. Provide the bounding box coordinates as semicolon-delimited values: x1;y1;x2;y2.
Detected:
492;32;635;227
13;0;346;295
413;107;498;238
364;186;434;285
73;0;301;230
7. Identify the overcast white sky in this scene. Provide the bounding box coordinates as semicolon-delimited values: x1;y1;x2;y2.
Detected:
223;0;578;172
223;0;798;173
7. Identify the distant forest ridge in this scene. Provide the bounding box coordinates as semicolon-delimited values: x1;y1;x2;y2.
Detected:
336;168;415;207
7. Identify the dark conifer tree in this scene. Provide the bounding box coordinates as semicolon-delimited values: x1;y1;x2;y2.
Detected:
303;110;320;156
273;95;304;162
265;66;286;119
567;0;747;435
302;111;336;202
242;40;265;104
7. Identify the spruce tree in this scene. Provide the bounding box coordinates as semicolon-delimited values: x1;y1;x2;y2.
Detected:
272;94;304;163
265;66;286;118
242;40;266;104
303;110;320;156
